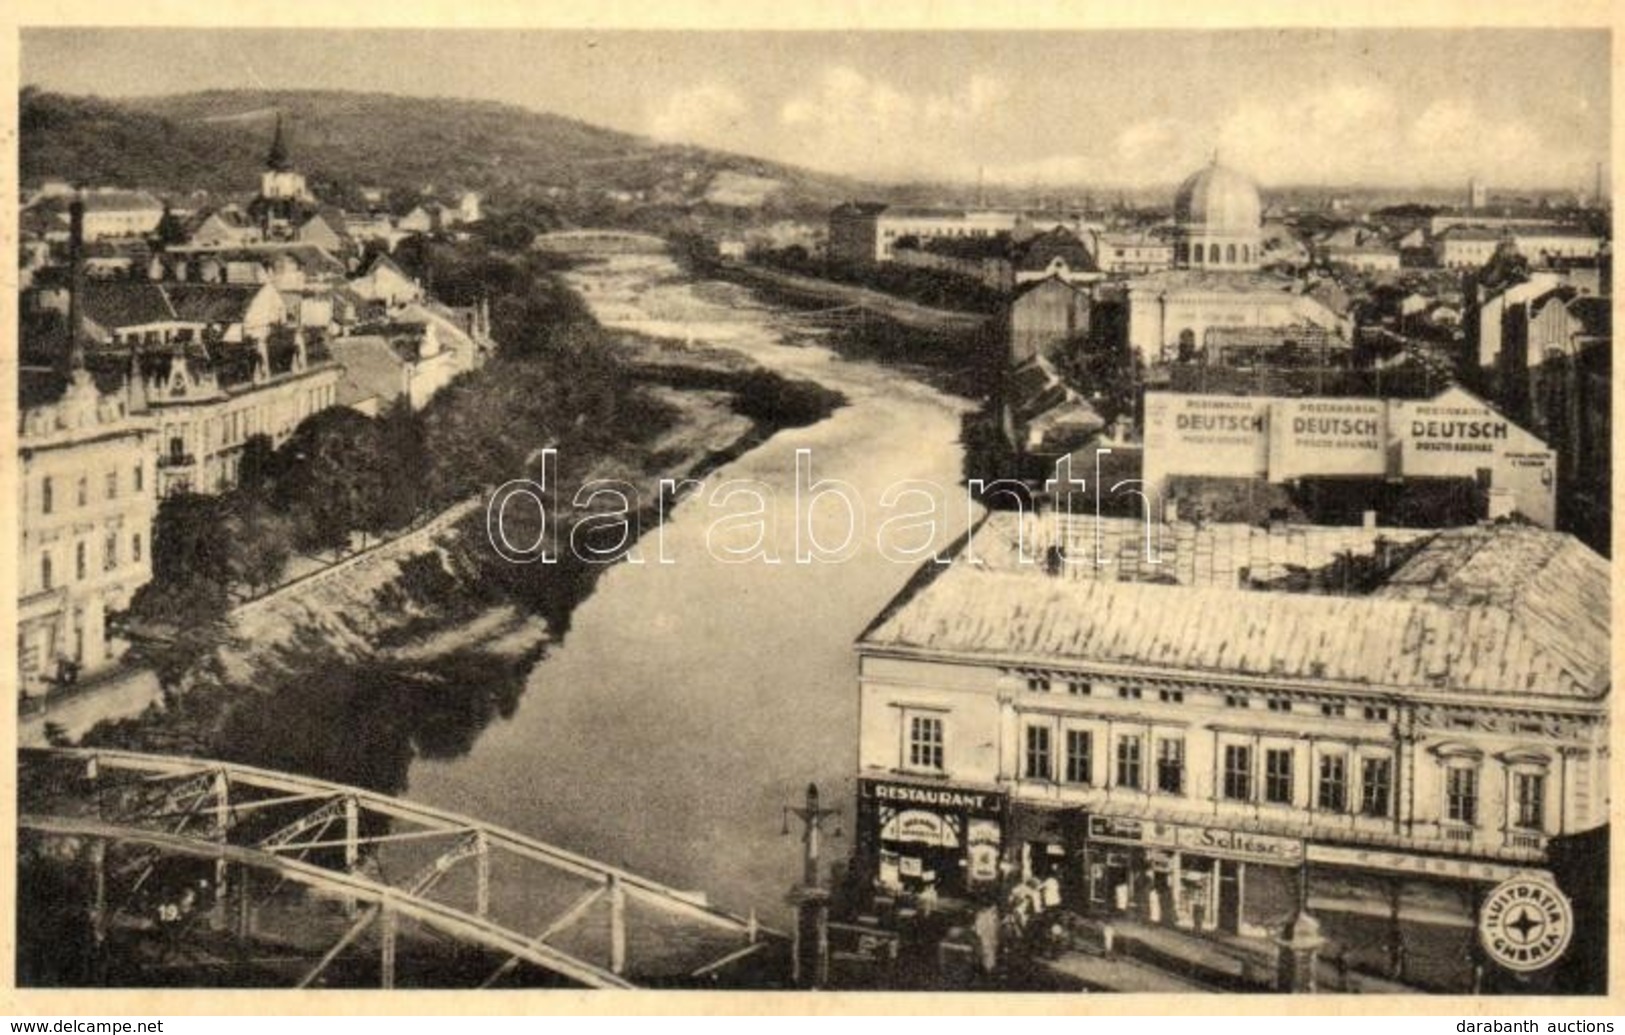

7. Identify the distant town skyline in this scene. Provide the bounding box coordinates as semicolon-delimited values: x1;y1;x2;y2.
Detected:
21;28;1610;193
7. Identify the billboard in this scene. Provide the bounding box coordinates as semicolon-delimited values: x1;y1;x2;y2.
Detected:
1267;398;1388;481
1143;394;1270;500
1143;388;1557;527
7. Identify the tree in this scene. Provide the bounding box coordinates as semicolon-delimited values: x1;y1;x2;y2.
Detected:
222;496;294;597
122;576;232;691
150;492;232;587
236;433;279;500
378;396;429;525
273;408;393;554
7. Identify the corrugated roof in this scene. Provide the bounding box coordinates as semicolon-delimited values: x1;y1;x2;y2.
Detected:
861;515;1608;701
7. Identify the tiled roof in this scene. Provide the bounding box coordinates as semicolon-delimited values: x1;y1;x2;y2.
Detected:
329;335;406;407
1128;270;1299;295
76;281;272;332
78;281;179;329
1567;296;1611;338
860;514;1608;701
78;189;165;212
1013;227;1096;273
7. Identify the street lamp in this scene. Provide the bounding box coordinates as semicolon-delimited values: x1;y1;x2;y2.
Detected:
783;782;842;888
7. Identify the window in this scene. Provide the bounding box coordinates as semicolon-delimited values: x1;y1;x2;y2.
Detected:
106;470;118;500
1064;730;1093;785
1116;735;1143;790
1267;698;1292;713
41;554;53;591
1025;726;1053;781
1514;772;1545;830
103;531;118;571
75;542;87;581
907;714;943;772
1224;694;1249;709
1321;702;1346;718
1360;757;1392;817
1157;738;1185;795
1223;745;1253;801
134;463;144;492
1364;705;1390;722
132;532;143;563
1067;680;1092;696
1159;689;1184;704
1265;748;1294;804
76;476;88;507
1446;766;1479;826
1026;675;1051;693
43;476;58;515
1317;754;1348;812
1115;686;1140;700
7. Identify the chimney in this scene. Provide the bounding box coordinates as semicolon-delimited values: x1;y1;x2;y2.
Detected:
65;194;86;376
125;342;148;414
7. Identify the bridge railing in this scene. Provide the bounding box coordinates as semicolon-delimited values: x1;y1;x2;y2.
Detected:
18;747;784;989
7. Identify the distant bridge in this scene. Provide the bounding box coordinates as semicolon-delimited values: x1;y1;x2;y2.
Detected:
533;229;669;255
18;748;784;989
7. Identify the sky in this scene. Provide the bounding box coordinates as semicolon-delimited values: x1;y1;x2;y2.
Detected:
20;28;1611;191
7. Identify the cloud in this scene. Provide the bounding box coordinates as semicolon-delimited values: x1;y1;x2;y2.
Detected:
647;83;749;146
980;84;1593;191
777;66;1010;180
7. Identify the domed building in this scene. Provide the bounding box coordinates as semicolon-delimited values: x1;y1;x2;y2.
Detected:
1173;157;1263;271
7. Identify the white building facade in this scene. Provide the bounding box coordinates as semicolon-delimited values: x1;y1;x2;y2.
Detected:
17;373;158;698
854;514;1608;991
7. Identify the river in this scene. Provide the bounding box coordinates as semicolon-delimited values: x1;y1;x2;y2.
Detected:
403;250;978;923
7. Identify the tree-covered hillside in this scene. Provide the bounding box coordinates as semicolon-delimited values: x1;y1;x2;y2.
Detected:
20;87;869;217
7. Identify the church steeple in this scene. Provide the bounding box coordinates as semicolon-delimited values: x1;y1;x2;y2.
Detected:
267;112;292;172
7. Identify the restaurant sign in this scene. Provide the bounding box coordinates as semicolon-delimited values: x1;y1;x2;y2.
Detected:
861;779;1004;817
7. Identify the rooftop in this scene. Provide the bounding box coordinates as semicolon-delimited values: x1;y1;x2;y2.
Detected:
859;514;1608;702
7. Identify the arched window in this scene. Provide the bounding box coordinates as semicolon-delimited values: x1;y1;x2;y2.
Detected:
1226;244;1237;264
1208;244;1221;264
1241;245;1250;263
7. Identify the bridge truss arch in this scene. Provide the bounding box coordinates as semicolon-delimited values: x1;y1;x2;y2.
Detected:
18;748;784;989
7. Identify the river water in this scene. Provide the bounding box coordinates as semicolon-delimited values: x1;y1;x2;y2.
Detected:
403;251;977;922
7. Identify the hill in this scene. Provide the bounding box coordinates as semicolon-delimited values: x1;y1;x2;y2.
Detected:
19;87;872;220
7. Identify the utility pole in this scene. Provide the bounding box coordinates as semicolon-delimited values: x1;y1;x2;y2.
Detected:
783;782;842;988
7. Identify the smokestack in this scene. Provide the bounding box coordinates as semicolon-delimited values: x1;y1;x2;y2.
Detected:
65;194;86;376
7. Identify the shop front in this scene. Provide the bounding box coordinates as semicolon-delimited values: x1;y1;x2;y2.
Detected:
856;779;1006;900
1083;814;1305;936
1305;844;1537;992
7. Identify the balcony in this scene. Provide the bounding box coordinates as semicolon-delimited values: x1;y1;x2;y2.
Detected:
1504;830;1545;852
157;452;198;469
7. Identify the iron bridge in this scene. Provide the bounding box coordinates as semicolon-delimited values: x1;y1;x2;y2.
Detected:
17;748;785;989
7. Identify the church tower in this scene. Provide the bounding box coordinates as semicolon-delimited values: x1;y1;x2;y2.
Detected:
260;113;311;204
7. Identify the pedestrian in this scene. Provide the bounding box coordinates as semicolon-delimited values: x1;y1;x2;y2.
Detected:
1040;874;1061;910
973;905;999;975
918;880;938;918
